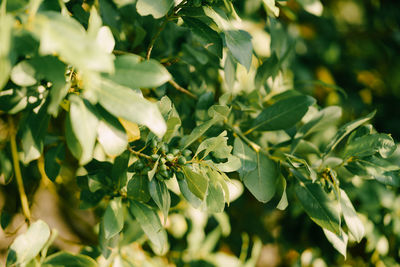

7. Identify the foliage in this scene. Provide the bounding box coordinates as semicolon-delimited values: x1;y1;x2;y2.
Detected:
0;0;399;266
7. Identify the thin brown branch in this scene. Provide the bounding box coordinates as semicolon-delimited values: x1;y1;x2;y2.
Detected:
168;80;197;99
128;147;152;160
146;17;169;60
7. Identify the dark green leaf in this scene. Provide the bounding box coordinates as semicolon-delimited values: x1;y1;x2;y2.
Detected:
129;200;168;255
6;220;50;267
111;150;130;190
127;175;151;202
292;169;341;234
225;30;253;71
242;152;279;203
44;144;65;182
344;133;396;159
182;17;223;58
251;95;315;132
0;14;13;90
255;53;279;89
42;252;97;267
102;197;124;240
323;111;376;156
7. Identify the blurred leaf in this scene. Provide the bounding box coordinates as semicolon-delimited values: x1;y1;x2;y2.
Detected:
340;189;364;243
251;95;315;132
43;252;97;267
69;95;99;165
323;111;376;156
119;118;140;142
182;165;208;200
44;143;65;182
129;200;168;255
136;0;174;19
102;197;124;240
242;152;279;203
10;61;37;87
6;220;50;267
296;106;342;138
105;54;172;89
292;169;341;235
224;51;236;89
262;0;280;17
0;14;13;90
255;53;279;89
149;178;171;224
97;78;166;137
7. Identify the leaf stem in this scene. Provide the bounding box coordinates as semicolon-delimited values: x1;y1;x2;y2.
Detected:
225;123;260;152
146;17;169;60
8;115;31;224
168;80;197;99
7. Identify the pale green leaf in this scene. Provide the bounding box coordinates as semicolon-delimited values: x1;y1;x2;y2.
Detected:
344;133;396;159
102;197;124;240
340;189;364;243
6;220;50;267
242;152;279;203
224;51;236;89
10;61;37;87
129;200;168;255
182;165;208;200
69;95;99;165
149;178;171;224
213;155;242;172
323;229;348;258
136;0;174;19
97;78;166;137
97;110;128;157
262;0;280;17
233;137;257;176
177;178;202;208
205;169;225;213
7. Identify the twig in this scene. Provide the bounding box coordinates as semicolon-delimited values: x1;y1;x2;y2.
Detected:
168;80;197;99
146;17;169;60
8;116;31;224
128;147;152;160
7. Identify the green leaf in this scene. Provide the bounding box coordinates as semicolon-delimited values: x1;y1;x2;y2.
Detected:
127;175;151;202
255;53;279;89
111;150;130;190
182;165;209;200
177;178;202;208
65;115;82;161
149;178;171;224
212;155;242;173
224;51;236;89
129;200;168;255
292;169;341;234
242;152;279;203
69;95;99;165
344;133;396;159
44;144;65;182
105;54;172;89
225;30;253;71
182;116;223;149
20;104;50;163
6;220;50;267
205;169;225;213
0;14;13;90
97;108;128;157
158;96;181;143
10;61;37;87
262;0;280;17
34;11;114;73
340;189;364;243
195;131;231;159
323;111;376;156
97;78;166;138
182;17;223;58
323;229;348;258
136;0;174;19
42;252;97;267
233;137;257;176
102;197;124;240
296;106;342;138
251;95;316;132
